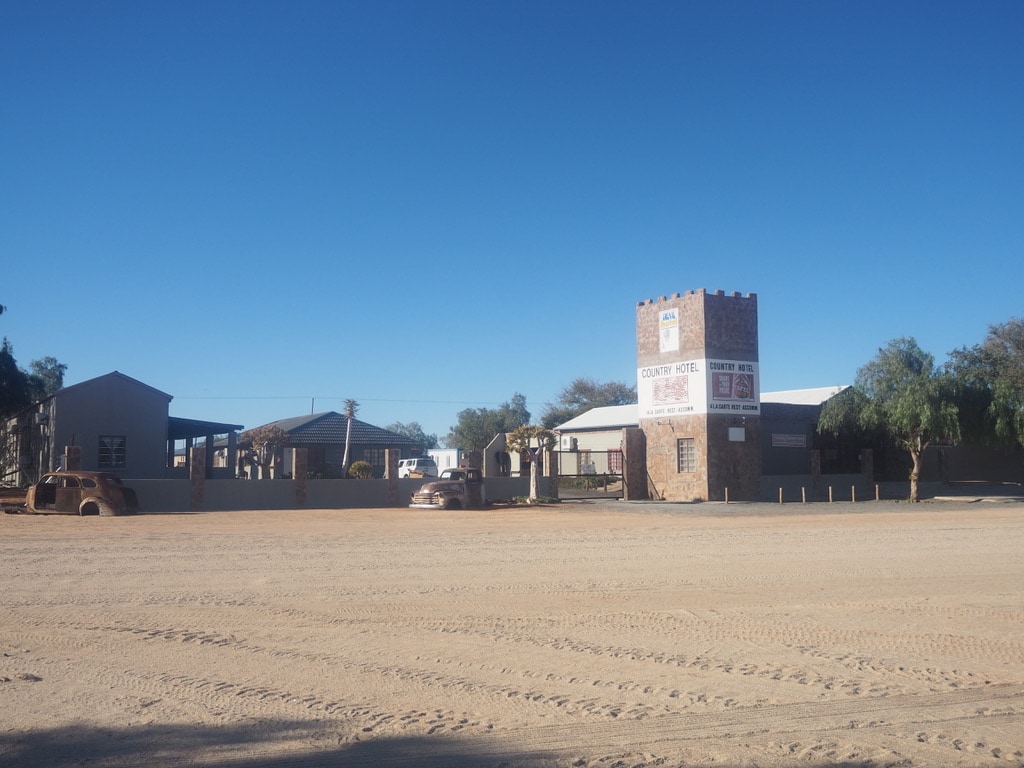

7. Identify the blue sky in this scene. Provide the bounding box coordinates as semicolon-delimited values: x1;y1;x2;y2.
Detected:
3;1;1022;441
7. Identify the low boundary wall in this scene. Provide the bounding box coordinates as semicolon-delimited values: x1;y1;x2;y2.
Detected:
130;477;535;513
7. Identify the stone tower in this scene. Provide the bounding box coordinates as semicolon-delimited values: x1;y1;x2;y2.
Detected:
636;290;760;501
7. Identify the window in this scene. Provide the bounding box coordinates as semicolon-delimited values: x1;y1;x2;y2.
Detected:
98;435;126;468
608;449;623;474
677;438;696;473
363;448;386;476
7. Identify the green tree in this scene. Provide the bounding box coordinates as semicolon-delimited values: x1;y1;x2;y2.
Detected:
386;421;439;450
444;393;530;450
506;425;558;502
341;399;359;476
947;317;1024;449
0;338;31;419
540;377;637;428
818;337;959;502
26;356;67;402
0;339;68;419
241;424;290;480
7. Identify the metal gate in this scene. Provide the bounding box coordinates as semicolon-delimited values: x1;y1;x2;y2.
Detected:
555;449;624;500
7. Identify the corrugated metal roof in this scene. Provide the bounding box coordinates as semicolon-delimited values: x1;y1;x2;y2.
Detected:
759;385;849;405
554;404;639;431
554;386;850;431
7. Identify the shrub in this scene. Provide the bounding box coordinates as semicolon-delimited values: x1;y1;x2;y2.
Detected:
307;464;339;479
347;460;374;479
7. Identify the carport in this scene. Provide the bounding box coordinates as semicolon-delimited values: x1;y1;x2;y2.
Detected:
167;417;244;479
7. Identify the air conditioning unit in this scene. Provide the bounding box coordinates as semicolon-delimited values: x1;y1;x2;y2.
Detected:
33;413;49;425
560;435;578;451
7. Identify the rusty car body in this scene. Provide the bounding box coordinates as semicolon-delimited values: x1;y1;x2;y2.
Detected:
409;467;485;510
25;471;140;516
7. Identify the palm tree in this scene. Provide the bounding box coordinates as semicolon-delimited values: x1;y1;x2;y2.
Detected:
341;398;359;476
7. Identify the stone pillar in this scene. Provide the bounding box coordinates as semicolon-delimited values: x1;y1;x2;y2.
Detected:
205;434;215;477
292;448;308;508
544;447;558;499
190;446;206;510
227;432;238;480
621;428;648;500
385;449;400;507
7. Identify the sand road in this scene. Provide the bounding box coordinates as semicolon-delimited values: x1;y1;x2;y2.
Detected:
2;499;1022;767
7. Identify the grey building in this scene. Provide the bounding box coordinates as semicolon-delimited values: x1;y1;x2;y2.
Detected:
1;371;243;484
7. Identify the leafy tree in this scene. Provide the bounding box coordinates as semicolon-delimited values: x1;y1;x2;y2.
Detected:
0;340;68;419
444;393;530;450
241;424;290;480
818;337;958;502
947;317;1024;449
386;421;439;450
26;356;67;402
540;377;637;428
341;398;359;476
0;338;31;419
506;425;558;502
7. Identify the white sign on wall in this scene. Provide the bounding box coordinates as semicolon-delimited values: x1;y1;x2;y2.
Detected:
658;308;679;353
638;358;760;418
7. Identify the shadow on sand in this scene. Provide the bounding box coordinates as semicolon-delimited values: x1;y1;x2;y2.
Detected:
1;719;889;768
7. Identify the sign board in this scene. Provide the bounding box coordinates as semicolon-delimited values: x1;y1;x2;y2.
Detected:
638;358;760;418
771;433;807;448
658;308;679;353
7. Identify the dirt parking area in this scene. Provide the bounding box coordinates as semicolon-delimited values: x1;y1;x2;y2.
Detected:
2;498;1023;767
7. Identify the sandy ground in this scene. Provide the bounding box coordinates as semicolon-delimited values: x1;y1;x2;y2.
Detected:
2;498;1023;768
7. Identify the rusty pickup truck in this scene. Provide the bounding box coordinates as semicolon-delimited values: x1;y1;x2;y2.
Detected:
409;467;485;510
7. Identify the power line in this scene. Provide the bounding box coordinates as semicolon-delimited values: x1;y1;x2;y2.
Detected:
174;395;511;406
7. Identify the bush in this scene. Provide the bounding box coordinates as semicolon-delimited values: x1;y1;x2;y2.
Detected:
347;461;374;479
307;464;339;479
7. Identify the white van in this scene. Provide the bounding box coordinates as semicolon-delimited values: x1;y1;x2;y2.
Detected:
398;457;438;478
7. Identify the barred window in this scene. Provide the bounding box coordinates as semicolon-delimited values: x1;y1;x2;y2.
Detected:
677;438;696;473
608;449;623;473
99;435;127;468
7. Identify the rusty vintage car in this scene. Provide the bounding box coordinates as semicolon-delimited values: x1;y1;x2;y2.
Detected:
25;471;140;516
409;467;485;510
